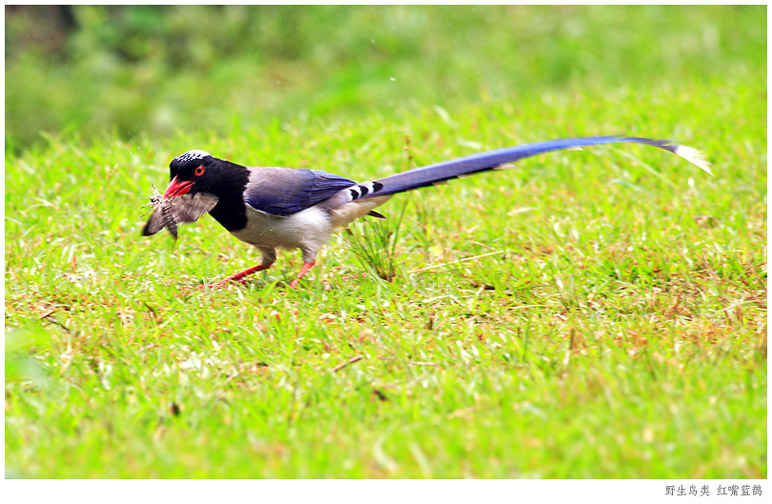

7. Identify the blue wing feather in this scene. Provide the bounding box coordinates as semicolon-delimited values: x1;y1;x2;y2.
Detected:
245;168;356;215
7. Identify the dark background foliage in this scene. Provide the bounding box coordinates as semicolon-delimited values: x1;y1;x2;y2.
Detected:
5;5;765;151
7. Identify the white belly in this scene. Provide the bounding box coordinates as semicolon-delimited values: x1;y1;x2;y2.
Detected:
230;205;333;252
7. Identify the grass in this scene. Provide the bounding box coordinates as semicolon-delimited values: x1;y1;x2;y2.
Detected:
5;75;766;478
5;5;766;478
346;198;409;282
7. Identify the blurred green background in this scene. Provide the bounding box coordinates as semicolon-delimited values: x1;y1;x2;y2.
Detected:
5;5;765;152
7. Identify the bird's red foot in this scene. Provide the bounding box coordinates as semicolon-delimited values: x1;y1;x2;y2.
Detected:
197;263;272;289
289;261;316;289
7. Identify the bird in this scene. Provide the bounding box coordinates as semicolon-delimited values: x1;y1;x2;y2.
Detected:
142;136;711;288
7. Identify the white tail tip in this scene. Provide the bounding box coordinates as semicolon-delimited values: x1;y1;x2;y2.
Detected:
674;145;713;175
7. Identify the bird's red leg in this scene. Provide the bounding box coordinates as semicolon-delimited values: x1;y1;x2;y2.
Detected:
203;263;273;288
289;261;316;289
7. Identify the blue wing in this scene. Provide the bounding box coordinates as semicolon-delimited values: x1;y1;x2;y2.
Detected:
244;167;357;215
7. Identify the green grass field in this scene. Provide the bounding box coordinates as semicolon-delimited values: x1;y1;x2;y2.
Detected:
5;6;766;478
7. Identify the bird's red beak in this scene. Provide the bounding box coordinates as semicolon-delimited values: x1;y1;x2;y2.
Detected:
163;176;195;198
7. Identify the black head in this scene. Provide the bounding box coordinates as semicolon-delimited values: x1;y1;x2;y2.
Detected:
160;150;251;231
163;150;247;199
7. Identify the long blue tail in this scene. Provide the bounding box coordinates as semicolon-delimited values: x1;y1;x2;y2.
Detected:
361;136;711;198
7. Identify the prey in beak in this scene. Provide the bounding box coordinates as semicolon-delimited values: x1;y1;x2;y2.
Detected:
142;185;218;239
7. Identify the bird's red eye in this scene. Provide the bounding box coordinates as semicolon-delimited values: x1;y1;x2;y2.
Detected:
194;165;205;177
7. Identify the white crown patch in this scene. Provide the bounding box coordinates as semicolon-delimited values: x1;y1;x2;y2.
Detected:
173;150;211;164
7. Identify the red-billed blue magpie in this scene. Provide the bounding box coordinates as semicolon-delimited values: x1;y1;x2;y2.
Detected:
142;136;711;288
